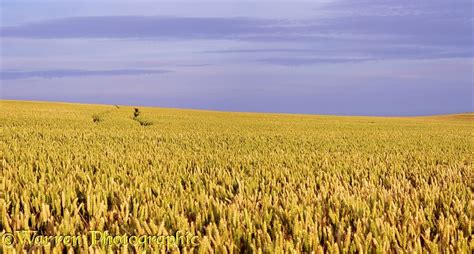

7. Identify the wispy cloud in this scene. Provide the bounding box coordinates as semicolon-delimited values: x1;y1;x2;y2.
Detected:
1;69;171;80
208;45;472;64
0;16;278;39
256;57;377;66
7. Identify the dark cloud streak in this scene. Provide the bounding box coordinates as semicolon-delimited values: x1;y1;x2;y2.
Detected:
257;57;377;66
1;69;171;80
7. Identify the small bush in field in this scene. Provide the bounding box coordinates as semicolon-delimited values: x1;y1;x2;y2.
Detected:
132;108;152;126
92;114;102;123
133;108;140;118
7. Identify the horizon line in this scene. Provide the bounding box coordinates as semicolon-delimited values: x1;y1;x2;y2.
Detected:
2;99;472;118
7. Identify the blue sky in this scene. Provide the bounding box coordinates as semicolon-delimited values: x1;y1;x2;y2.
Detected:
1;0;472;115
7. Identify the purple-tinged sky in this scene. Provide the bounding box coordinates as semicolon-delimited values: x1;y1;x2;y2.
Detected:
1;0;472;115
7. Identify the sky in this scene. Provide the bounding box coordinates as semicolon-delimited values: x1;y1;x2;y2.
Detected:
1;0;472;116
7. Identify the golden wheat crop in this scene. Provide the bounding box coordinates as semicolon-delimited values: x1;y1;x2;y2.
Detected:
0;100;473;253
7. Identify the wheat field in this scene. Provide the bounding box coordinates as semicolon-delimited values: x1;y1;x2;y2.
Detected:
0;100;473;253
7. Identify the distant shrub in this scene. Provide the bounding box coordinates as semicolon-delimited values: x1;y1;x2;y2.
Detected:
134;108;141;118
131;108;152;126
92;114;102;123
135;117;153;126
